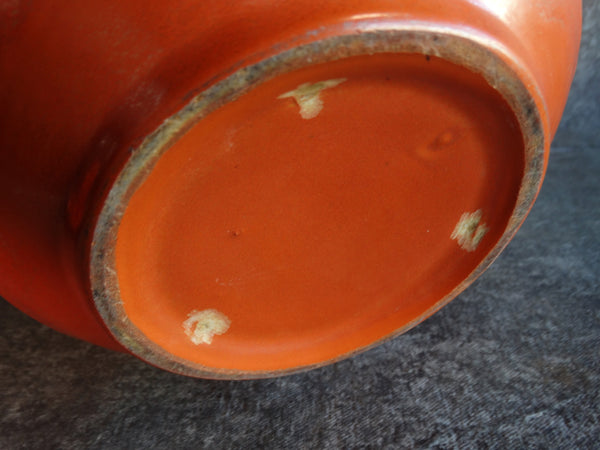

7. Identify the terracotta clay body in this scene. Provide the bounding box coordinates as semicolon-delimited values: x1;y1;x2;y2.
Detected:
0;1;581;378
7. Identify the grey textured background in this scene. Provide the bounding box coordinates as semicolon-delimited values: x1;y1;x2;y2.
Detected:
554;0;600;148
1;3;598;449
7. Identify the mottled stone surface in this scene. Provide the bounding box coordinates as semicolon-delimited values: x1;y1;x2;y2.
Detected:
1;4;598;449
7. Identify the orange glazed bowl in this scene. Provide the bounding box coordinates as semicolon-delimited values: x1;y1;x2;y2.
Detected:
0;1;581;378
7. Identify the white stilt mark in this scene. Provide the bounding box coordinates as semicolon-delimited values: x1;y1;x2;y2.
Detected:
278;78;347;119
183;309;231;345
451;210;489;252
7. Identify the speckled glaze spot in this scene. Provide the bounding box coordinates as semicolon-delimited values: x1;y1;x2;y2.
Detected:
451;210;488;252
278;78;346;119
183;309;231;345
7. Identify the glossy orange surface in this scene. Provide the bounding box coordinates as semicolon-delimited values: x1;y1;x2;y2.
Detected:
0;0;581;375
117;54;524;370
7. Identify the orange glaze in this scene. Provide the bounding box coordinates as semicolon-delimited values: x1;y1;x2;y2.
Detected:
116;54;523;371
0;0;581;376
